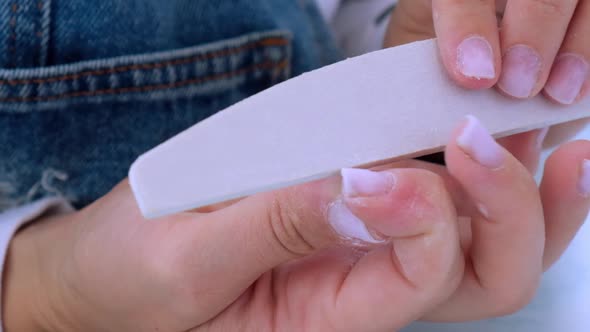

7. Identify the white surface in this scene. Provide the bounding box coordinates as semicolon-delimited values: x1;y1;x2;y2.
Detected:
129;38;590;219
404;127;590;332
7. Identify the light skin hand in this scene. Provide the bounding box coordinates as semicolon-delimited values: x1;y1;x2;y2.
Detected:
4;4;589;330
385;0;590;148
388;0;590;103
377;117;590;321
3;117;589;331
3;157;464;330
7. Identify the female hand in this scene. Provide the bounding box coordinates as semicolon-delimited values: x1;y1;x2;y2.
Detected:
387;117;590;321
4;157;464;331
4;116;589;331
385;0;590;148
387;0;589;103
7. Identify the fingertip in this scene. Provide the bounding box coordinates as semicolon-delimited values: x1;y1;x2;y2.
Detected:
542;89;571;106
445;115;539;217
449;115;506;170
452;71;498;90
432;0;501;90
454;35;499;87
344;168;455;239
438;37;499;91
496;44;545;99
542;69;589;106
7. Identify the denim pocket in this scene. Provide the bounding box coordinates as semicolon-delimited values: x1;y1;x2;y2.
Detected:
0;30;292;112
0;30;292;211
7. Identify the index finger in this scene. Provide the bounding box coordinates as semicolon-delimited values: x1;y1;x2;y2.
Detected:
432;0;501;88
427;115;545;321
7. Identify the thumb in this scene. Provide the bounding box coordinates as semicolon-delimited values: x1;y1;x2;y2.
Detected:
176;167;463;327
168;169;354;321
194;169;367;285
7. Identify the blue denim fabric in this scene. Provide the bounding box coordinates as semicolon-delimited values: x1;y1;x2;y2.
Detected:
0;0;342;211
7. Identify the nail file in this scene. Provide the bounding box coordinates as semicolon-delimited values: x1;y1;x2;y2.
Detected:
129;38;590;219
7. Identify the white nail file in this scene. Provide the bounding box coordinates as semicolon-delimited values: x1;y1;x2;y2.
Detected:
128;38;590;219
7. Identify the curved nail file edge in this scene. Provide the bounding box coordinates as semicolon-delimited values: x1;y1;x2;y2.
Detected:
128;38;590;219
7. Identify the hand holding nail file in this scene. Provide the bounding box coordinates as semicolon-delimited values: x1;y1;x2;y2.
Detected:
129;38;590;219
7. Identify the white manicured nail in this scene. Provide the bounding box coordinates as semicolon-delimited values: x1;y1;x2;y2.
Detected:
498;45;542;99
545;54;589;105
457;35;496;79
328;200;381;243
457;115;505;168
341;168;395;198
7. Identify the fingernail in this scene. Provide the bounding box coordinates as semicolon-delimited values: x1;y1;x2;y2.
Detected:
536;127;550;150
457;115;505;168
577;159;590;197
476;203;490;219
544;54;589;105
341;168;395;198
457;36;496;79
327;168;394;243
498;45;542;98
328;200;381;243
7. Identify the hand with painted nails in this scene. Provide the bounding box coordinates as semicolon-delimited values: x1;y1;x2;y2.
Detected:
2;153;463;330
4;117;590;331
385;0;589;166
386;0;589;104
403;116;590;322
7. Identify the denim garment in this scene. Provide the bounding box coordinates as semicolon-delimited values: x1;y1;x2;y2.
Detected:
0;0;342;211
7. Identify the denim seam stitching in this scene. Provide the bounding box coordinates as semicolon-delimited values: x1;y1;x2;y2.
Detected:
0;59;289;102
0;37;289;86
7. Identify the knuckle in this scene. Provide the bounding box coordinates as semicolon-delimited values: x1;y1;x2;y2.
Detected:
267;193;315;257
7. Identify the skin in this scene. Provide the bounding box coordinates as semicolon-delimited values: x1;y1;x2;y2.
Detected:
387;0;589;100
3;2;590;331
385;0;590;147
3;119;590;332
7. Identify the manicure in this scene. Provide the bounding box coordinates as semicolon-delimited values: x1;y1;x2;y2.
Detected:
498;45;542;99
341;168;395;198
457;36;496;79
545;54;589;105
578;159;590;197
328;200;381;243
327;169;394;243
457;115;505;169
